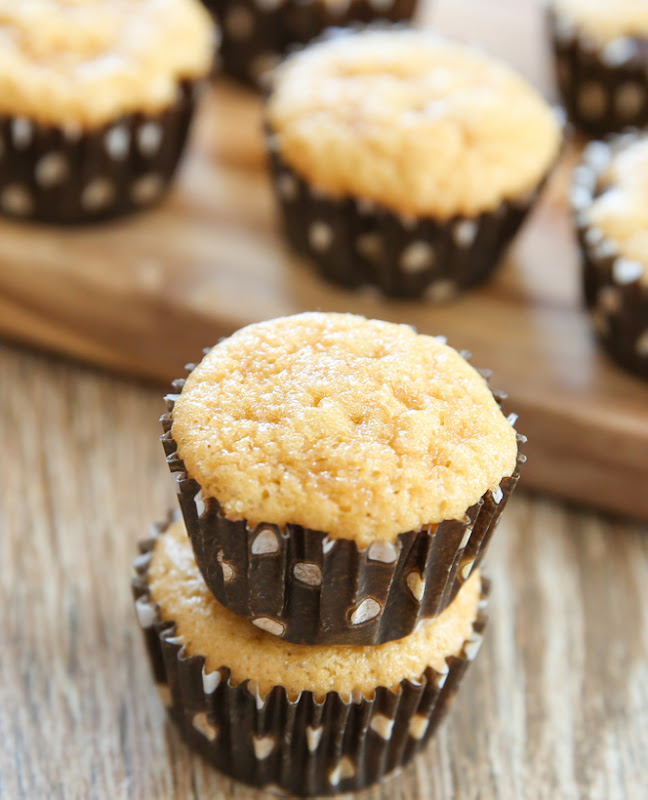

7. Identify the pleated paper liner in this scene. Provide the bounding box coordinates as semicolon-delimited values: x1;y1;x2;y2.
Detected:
266;145;547;300
133;516;490;797
572;134;648;380
161;352;525;645
0;81;200;225
549;8;648;137
203;0;417;88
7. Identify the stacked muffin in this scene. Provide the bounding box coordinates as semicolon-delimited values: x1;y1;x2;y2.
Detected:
134;311;525;795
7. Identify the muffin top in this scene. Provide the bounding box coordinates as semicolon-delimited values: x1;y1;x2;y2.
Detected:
0;0;214;128
148;519;483;700
586;137;648;286
172;312;518;547
551;0;648;43
266;29;561;219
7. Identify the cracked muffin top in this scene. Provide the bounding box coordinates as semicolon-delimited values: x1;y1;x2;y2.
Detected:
266;28;561;219
171;312;517;547
0;0;214;127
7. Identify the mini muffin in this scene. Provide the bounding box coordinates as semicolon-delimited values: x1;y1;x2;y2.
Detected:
0;0;215;224
548;0;648;136
572;133;648;379
161;312;525;645
201;0;418;88
133;515;489;797
264;27;562;299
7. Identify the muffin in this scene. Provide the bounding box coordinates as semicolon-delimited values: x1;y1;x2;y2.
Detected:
133;514;490;796
0;0;215;224
202;1;418;88
264;27;562;299
548;0;648;136
572;133;648;379
161;312;525;645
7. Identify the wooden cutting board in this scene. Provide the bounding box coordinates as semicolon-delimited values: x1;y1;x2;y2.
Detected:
0;0;647;520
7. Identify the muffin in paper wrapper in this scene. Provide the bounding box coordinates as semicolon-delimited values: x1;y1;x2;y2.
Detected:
0;81;200;225
549;8;648;137
572;134;648;380
266;144;550;300
132;515;491;797
203;0;418;88
160;353;525;646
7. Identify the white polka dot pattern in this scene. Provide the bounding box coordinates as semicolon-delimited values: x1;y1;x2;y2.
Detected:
370;714;395;740
252;617;286;636
192;711;218;741
105;125;130;160
251;527;280;555
293;562;322;586
400;241;435;274
328;756;356;786
82;178;115;211
309;221;334;252
1;185;33;216
252;735;275;759
35;153;69;188
350;598;381;625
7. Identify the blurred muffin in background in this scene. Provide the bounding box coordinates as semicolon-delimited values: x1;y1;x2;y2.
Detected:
548;0;648;136
0;0;216;224
573;132;648;379
201;0;418;88
265;27;562;299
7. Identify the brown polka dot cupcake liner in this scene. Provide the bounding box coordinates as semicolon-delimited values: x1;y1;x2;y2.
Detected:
572;135;648;379
160;359;524;646
549;9;648;137
0;82;199;225
267;147;545;300
204;0;418;88
133;518;490;797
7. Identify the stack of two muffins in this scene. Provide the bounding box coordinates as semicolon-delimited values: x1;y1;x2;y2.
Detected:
133;312;525;796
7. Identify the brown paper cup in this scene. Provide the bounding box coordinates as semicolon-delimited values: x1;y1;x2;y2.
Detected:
203;2;418;88
572;135;648;379
133;519;490;797
549;8;648;137
0;81;200;225
161;356;524;645
266;144;548;299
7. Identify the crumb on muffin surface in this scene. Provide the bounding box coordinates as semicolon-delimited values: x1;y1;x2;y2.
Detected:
148;519;483;700
266;29;561;219
586;137;648;286
172;312;518;546
551;0;648;43
0;0;214;128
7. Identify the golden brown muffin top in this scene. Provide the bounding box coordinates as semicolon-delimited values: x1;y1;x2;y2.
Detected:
172;313;518;547
147;519;483;700
586;137;648;287
266;29;561;219
0;0;214;128
551;0;648;43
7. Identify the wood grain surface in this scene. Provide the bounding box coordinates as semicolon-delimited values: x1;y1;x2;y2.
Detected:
1;341;647;800
0;0;646;523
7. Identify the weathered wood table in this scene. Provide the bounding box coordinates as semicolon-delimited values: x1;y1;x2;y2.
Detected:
1;343;647;800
